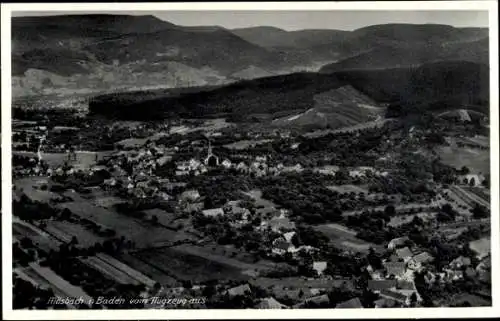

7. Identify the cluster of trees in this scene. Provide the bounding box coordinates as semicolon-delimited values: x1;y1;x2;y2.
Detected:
188;172;253;208
437;203;458;223
13;275;60;309
259;173;346;224
13;195;59;221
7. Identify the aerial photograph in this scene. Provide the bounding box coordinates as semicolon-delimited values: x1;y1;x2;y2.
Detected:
8;8;492;310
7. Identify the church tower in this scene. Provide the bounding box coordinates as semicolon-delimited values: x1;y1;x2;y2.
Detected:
204;138;219;167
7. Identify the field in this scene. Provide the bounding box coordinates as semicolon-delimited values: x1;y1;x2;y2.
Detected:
223;139;273;150
243;189;278;209
140;208;178;227
313;223;378;253
115;137;149;149
250;277;354;290
13;221;62;252
116;253;179;286
170;119;233;135
388;212;437;227
342;203;436;217
14;176;61;203
96;253;157;288
56;201;194;248
27;263;92;305
93;195;124;208
174;243;280;274
13;151;112;169
134;246;249;283
436;146;490;174
327;185;368;194
79;256;140;285
43;220;108;247
437;293;491;307
304;118;392;138
453;186;490;209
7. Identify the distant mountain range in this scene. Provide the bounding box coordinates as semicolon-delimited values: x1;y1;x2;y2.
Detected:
12;14;489;97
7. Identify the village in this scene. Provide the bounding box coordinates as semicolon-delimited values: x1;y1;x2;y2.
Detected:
11;114;491;309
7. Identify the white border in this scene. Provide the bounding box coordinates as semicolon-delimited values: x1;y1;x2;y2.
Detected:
1;1;499;320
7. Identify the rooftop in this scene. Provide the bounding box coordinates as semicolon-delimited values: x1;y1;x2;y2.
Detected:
336;297;363;309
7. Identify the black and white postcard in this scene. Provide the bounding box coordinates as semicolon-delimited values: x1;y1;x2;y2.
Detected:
1;1;498;319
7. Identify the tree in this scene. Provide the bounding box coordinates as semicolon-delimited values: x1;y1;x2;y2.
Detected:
151;215;158;225
410;292;418;307
384;205;396;217
70;236;79;246
469;177;476;187
471;204;488;219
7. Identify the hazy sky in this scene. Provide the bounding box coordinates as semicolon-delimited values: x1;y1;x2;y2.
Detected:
13;10;489;31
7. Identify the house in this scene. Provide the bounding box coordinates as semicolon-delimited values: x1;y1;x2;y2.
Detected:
268;216;296;232
254;297;288;309
305;294;330;306
227;284;252;297
383;262;406;279
379;289;410;306
408;252;434;270
236;162;249;173
156;155;172;166
423;271;436;285
202;208;225;218
179;189;201;203
465;267;477;278
183;202;204;214
374;298;398;308
469;237;491;260
368;280;397;292
459;174;485;186
449;256;472;270
272;239;294;255
283;231;296;243
395;247;413;262
175;170;189;176
336;297;363;309
221;159;232;169
388;237;409;250
369;269;386;281
312;261;328;276
444;269;464;281
475;256;491;282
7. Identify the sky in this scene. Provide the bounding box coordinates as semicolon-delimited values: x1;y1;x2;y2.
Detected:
12;10;489;31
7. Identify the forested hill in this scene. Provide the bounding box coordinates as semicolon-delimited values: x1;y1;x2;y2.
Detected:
89;61;489;121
